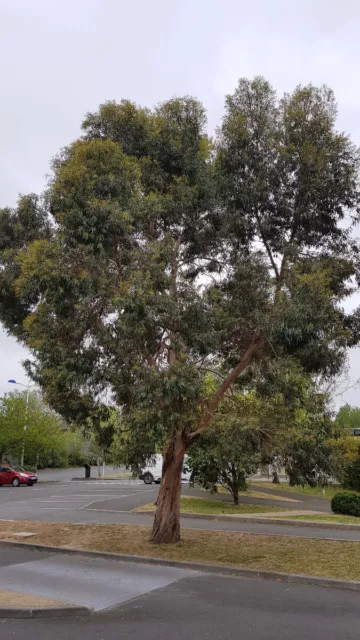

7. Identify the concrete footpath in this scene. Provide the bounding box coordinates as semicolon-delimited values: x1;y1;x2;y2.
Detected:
0;546;195;614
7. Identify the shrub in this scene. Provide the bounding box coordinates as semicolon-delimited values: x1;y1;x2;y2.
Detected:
331;491;360;517
342;458;360;492
328;437;359;487
68;452;87;467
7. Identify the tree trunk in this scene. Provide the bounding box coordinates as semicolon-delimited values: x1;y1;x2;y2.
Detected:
151;436;185;544
231;486;239;505
97;457;101;477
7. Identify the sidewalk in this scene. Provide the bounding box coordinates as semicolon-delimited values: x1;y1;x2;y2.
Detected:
0;546;194;613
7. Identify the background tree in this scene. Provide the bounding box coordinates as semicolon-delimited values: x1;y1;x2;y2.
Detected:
336;404;360;431
81;409;119;476
0;390;75;469
328;435;359;488
0;392;26;462
187;392;275;504
1;79;360;542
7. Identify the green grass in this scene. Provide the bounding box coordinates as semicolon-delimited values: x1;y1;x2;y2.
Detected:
135;496;289;515
275;514;360;525
252;482;341;500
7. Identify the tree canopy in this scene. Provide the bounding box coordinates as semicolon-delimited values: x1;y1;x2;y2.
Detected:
0;390;75;469
1;77;360;542
336;403;360;430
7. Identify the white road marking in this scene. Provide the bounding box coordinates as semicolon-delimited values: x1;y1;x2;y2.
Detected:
50;494;135;498
39;500;90;503
80;508;130;513
71;481;144;485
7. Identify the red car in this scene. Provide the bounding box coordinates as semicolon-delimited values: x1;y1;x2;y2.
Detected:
0;465;38;487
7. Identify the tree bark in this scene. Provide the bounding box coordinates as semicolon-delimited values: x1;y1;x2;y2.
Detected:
151;435;186;544
231;486;239;505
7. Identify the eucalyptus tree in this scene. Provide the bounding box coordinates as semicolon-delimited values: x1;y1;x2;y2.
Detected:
1;78;360;542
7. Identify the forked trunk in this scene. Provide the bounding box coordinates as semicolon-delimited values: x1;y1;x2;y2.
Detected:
151;436;185;544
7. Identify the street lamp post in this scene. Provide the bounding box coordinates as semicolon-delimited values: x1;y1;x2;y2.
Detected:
7;379;33;467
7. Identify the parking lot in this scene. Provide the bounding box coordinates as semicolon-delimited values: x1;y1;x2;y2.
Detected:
0;479;159;524
2;477;360;541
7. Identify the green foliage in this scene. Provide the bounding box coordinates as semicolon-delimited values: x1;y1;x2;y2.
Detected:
254;363;340;487
342;458;360;492
1;78;360;501
0;390;85;469
188;426;261;504
282;396;338;487
67;451;87;467
336;404;360;430
333;442;360;491
327;436;359;486
0;392;27;460
331;491;360;517
187;389;290;504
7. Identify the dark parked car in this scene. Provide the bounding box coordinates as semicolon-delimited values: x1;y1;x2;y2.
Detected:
0;465;38;487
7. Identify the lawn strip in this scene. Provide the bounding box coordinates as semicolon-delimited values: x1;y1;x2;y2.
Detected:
135;496;290;515
1;521;360;581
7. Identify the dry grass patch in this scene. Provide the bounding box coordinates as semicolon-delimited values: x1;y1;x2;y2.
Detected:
0;590;66;607
217;487;300;503
251;483;339;500
101;473;132;479
1;520;360;581
276;514;360;525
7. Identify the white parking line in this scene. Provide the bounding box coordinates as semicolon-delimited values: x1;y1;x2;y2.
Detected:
39;500;90;503
81;508;138;514
78;489;155;510
50;494;132;498
40;508;79;510
71;481;144;485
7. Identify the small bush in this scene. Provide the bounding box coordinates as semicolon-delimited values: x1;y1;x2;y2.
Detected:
68;452;87;467
331;491;360;517
342;458;360;492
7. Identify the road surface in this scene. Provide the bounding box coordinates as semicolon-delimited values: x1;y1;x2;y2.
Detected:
2;570;360;639
0;479;357;541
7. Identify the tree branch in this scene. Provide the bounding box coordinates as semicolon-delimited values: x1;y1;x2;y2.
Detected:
168;235;182;365
113;236;122;278
255;212;280;280
187;336;265;442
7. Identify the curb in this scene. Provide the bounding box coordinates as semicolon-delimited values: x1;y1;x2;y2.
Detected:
0;540;359;594
0;605;93;619
134;510;360;531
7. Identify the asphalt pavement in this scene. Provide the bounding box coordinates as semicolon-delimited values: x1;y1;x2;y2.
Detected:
0;479;357;540
2;571;360;639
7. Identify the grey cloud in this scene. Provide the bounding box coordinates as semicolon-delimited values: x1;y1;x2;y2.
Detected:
1;0;360;406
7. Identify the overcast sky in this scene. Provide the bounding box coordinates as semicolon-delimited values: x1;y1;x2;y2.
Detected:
1;0;360;406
